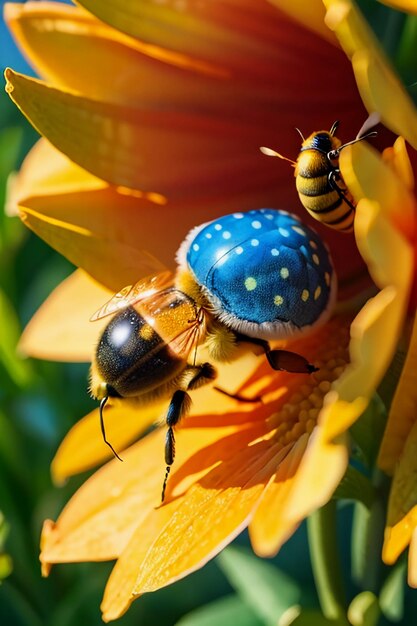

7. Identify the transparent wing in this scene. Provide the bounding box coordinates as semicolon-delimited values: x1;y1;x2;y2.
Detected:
137;288;207;359
90;270;174;321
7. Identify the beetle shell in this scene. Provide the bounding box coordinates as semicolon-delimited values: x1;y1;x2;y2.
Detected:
178;209;336;340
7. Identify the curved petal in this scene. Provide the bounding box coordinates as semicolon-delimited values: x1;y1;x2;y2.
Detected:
51;400;165;484
8;138;107;206
4;69;267;199
383;421;417;567
4;2;228;102
377;0;417;13
74;0;329;72
19;270;111;361
40;421;266;566
324;0;417;149
340;142;416;243
249;436;308;556
268;0;337;44
101;438;279;621
378;311;417;474
19;201;166;292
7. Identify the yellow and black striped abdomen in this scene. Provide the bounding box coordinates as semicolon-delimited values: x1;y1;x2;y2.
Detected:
295;150;354;233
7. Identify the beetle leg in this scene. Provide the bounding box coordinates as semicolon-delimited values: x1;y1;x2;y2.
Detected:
235;334;317;374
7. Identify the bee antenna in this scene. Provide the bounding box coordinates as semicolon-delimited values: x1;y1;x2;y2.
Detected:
295;127;305;141
336;131;377;155
99;396;123;462
330;120;340;136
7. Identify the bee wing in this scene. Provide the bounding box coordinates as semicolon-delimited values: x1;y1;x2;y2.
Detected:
169;309;206;357
90;270;174;321
137;288;207;359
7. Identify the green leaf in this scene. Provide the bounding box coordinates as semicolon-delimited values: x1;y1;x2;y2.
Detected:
0;554;13;582
0;126;25;255
217;546;301;626
347;592;380;626
349;394;387;469
0;288;33;388
379;559;406;622
175;594;265;626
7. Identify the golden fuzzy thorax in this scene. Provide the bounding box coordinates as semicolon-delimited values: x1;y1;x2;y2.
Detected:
175;267;245;363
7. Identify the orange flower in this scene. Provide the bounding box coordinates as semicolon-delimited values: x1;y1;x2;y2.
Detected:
4;0;417;620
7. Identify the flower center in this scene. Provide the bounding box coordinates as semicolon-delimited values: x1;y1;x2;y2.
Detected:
270;318;351;447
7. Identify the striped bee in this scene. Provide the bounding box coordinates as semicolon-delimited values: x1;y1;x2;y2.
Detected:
261;120;377;233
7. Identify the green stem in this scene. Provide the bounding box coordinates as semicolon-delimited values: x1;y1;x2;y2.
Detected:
351;469;390;592
307;501;347;623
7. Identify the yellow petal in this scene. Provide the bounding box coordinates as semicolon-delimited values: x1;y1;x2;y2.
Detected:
379;311;417;474
19;270;110;361
377;0;417;13
383;421;417;563
9;138;106;208
409;527;417;588
324;0;417;149
51;400;165;484
329;202;412;410
268;0;337;44
382;136;414;192
101;438;278;620
340;142;416;242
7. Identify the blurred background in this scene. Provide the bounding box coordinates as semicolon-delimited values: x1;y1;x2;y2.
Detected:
1;1;417;625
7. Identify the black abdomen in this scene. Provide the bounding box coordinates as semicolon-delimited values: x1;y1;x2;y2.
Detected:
96;307;185;397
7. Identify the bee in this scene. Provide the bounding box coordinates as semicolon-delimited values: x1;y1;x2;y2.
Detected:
261;120;377;233
90;209;337;502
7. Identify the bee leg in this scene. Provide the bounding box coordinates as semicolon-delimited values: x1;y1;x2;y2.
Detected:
236;334;318;374
161;363;216;503
328;170;356;212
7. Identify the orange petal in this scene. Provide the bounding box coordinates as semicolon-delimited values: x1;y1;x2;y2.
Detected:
40;421;266;566
378;311;417;474
101;437;279;621
19;270;111;361
51;399;165;484
4;68;273;200
4;2;227;101
249;436;308;556
74;0;319;72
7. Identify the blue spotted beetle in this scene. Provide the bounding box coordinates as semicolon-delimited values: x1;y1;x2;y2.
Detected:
90;209;336;501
